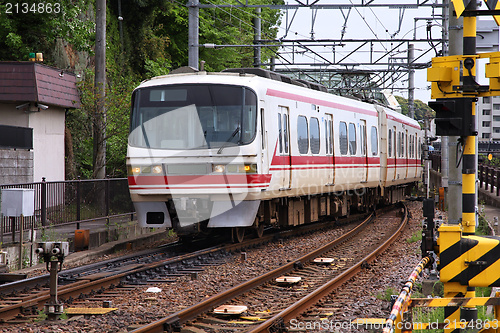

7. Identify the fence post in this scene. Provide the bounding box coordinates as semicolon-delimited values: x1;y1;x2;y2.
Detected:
76;177;81;229
487;167;491;191
492;167;495;194
497;169;500;197
479;164;483;188
105;176;110;225
41;177;47;227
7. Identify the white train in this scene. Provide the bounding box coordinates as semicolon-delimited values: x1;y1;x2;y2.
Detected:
127;67;423;241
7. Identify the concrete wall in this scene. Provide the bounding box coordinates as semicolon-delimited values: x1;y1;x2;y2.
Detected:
0;103;65;183
0;149;33;184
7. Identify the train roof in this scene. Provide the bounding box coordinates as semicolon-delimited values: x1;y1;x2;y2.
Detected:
141;67;418;127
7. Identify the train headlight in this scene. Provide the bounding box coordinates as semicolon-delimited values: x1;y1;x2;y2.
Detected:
128;166;142;175
242;164;257;173
152;165;163;174
220;164;257;173
213;164;225;173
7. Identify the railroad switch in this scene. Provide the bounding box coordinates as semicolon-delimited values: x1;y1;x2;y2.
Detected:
35;241;69;321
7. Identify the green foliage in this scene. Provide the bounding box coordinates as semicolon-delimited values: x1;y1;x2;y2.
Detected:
34;310;48;322
477;205;492;236
395;95;435;122
406;230;422;243
0;0;94;62
376;286;399;302
1;0;283;179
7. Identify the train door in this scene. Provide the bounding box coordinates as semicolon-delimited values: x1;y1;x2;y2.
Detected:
393;126;397;180
325;114;334;185
360;120;368;183
278;106;291;189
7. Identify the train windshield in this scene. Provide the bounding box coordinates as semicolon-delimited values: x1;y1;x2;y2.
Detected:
129;84;257;150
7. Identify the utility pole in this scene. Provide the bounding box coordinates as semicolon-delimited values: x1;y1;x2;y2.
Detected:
94;0;106;179
441;0;449;199
188;0;199;69
253;8;262;68
408;44;415;119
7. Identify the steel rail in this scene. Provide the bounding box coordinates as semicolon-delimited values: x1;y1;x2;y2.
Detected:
0;212;368;323
129;211;377;333
247;203;409;333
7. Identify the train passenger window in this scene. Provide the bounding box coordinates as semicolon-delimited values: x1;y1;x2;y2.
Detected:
397;133;401;157
261;109;265;150
310;117;320;154
325;121;329;154
328;120;333;154
388;129;392;158
297;116;309;154
410;135;413;158
360;124;367;156
283;114;289;153
339;122;348;155
348;123;356;155
278;114;283;153
393;130;396;157
371;126;378;156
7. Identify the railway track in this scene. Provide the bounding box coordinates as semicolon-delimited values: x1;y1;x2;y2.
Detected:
130;203;408;333
0;211;369;326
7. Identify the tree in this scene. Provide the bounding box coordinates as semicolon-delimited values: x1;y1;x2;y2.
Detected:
395;95;435;122
0;0;284;179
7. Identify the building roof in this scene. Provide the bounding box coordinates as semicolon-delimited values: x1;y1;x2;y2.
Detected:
0;62;81;109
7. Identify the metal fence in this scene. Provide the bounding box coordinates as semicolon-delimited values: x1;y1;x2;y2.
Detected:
0;178;135;243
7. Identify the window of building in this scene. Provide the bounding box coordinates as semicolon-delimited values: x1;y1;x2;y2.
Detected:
483;133;491;139
484;97;491;103
348;123;357;155
495;127;500;133
483;121;491;127
494;116;500;122
297;116;309;154
339;122;348;155
371;126;378;156
484;110;491;116
494;104;500;110
310;117;320;154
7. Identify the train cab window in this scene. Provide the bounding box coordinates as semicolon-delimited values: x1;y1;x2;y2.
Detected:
348;123;357;155
339;122;348;155
388;129;392;158
278;114;283;153
129;84;257;150
371;126;378;156
297;116;309;154
310;117;320;154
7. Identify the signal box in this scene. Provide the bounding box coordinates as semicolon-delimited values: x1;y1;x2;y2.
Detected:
428;98;475;137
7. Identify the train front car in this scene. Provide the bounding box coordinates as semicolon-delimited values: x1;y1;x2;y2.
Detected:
127;71;264;239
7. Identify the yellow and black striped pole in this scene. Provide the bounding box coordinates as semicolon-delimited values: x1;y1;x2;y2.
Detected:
457;2;477;331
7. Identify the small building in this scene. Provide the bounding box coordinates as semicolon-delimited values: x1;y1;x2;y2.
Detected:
0;62;81;184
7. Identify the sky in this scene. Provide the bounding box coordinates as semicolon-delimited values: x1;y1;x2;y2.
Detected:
272;1;446;103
